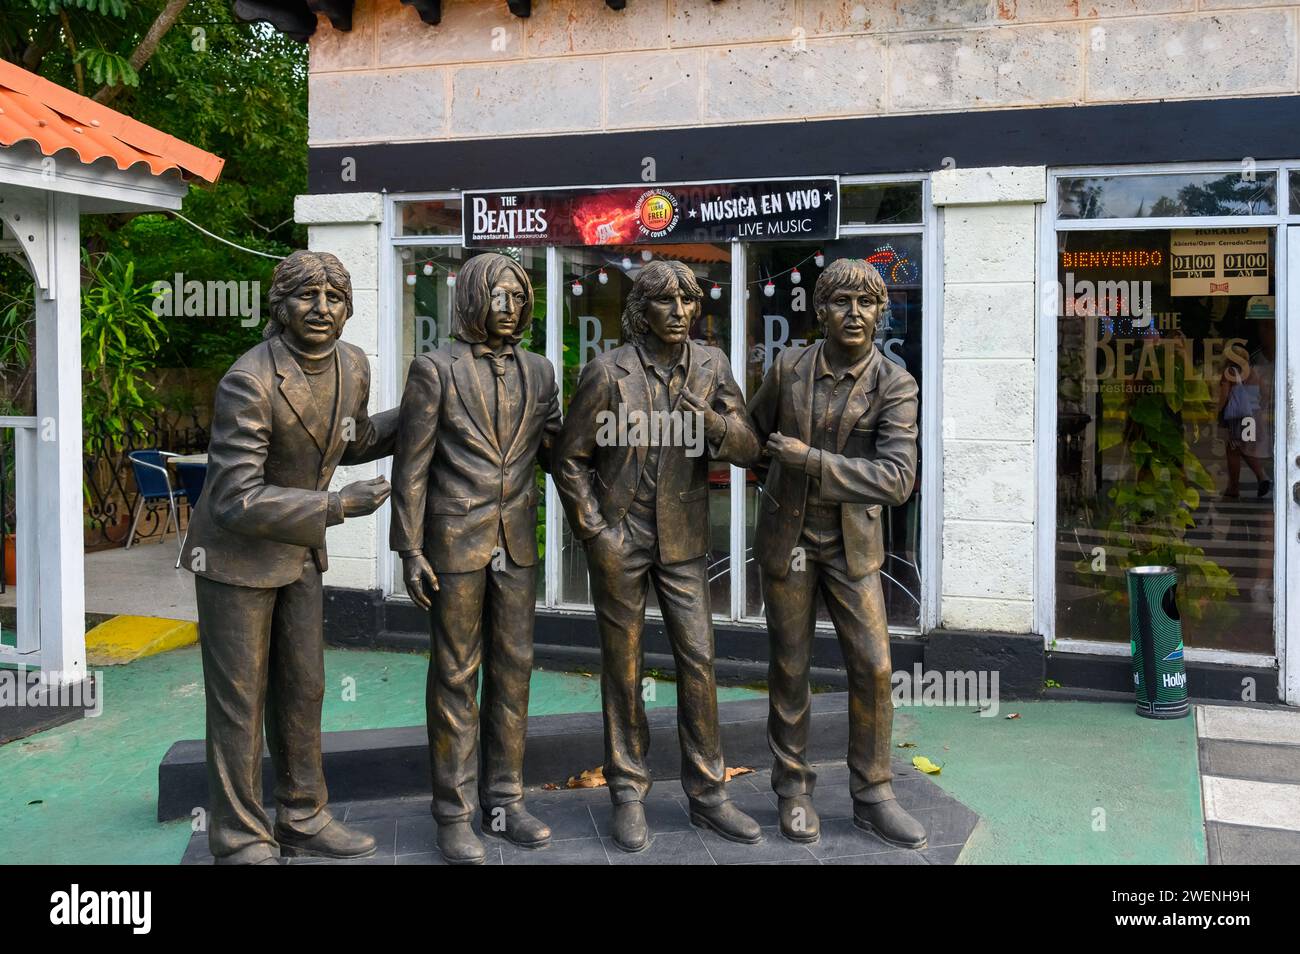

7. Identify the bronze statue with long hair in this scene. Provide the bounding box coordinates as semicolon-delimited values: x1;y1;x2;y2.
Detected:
390;251;562;864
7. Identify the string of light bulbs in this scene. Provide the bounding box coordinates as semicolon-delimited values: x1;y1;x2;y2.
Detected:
567;249;826;299
402;247;849;300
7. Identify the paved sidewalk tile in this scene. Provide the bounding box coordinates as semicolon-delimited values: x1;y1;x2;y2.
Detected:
1201;776;1300;832
1206;823;1300;865
1198;706;1300;746
1199;739;1300;785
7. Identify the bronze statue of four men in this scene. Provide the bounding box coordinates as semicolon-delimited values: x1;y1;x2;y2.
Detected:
188;248;924;864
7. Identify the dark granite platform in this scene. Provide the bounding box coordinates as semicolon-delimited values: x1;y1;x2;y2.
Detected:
180;758;979;865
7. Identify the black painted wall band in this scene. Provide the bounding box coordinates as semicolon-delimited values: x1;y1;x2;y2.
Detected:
309;95;1300;195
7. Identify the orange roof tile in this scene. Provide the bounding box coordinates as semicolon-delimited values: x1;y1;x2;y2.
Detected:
0;57;224;185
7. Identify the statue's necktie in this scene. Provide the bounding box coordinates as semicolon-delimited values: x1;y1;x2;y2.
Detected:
485;350;513;449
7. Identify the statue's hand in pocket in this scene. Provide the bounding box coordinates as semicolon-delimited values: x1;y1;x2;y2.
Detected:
586;523;623;562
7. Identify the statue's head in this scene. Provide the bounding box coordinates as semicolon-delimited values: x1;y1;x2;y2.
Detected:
813;257;888;352
622;259;701;347
453;252;533;346
265;250;353;351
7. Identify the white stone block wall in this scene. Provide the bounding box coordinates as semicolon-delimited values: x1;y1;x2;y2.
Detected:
932;165;1046;634
306;0;1300;145
295;191;387;591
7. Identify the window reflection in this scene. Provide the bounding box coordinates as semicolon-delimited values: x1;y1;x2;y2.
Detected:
1058;173;1276;219
743;237;924;629
1055;229;1274;652
556;245;733;615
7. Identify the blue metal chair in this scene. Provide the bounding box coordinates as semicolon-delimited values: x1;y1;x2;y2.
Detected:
125;450;182;556
173;460;207;569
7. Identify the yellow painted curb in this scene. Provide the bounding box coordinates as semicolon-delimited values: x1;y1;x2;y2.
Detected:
85;615;198;666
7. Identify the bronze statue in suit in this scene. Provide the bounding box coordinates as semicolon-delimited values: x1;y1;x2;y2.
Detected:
554;260;763;852
746;258;925;849
183;251;396;864
390;253;561;865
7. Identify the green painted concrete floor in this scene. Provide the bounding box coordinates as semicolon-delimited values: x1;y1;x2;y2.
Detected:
0;646;1205;865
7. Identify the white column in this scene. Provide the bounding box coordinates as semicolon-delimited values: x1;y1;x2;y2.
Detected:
295;192;385;592
34;192;86;684
932;166;1046;635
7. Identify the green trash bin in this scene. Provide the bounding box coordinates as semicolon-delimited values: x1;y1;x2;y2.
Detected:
1127;565;1189;719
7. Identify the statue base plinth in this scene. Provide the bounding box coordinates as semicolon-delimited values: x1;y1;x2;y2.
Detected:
179;758;978;865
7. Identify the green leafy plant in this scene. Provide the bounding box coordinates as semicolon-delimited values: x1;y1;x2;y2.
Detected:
1076;338;1237;621
80;250;168;457
73;46;138;89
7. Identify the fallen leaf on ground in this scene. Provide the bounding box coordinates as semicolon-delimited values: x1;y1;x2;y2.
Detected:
896;741;917;749
566;766;607;789
724;766;754;781
912;756;942;775
1006;713;1021;720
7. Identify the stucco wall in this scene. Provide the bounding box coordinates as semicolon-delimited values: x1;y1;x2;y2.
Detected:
307;0;1300;145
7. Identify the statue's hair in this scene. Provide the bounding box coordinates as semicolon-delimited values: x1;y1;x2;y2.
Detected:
621;259;702;344
452;253;533;345
812;258;888;315
264;250;353;338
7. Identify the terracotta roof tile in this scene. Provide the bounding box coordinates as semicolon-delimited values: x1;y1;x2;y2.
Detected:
0;58;224;184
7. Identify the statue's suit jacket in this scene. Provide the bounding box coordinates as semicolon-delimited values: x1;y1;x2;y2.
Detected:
555;341;759;565
183;335;396;588
389;339;562;574
747;341;918;581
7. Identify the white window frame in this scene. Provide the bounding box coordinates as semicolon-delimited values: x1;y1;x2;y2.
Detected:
1038;161;1292;676
380;176;938;637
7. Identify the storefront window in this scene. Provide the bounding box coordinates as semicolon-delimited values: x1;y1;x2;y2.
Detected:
397;197;462;236
742;236;924;628
840;181;924;226
557;244;733;615
1054;227;1275;652
389;182;931;629
1057;172;1277;219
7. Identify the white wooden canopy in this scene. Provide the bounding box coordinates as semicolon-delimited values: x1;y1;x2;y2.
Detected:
0;59;222;686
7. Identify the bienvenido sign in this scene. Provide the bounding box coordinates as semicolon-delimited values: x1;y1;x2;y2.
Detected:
463;177;839;247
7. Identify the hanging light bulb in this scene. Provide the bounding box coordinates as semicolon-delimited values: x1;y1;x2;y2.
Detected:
422;261;434;276
814;250;825;267
597;268;609;284
571;280;583;296
446;271;457;287
622;255;633;271
790;267;801;285
710;283;722;301
640;249;653;262
405;272;417;286
763;280;776;297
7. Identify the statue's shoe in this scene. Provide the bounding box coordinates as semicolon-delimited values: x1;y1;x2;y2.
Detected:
481;804;552;849
853;798;927;849
778;794;820;844
689;799;762;845
611;801;649;853
275;819;377;860
437;820;487;865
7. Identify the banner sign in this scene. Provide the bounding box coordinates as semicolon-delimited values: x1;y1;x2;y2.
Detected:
463;177;839;247
1170;227;1270;297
